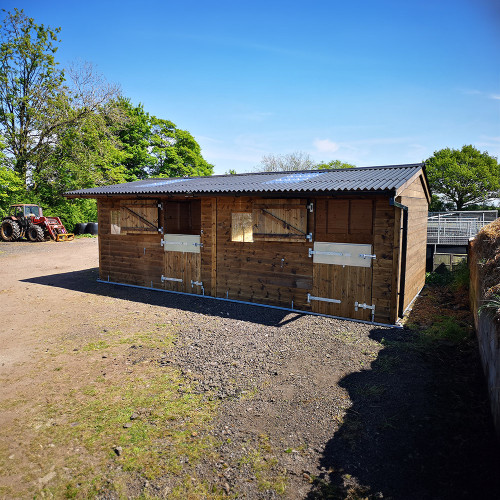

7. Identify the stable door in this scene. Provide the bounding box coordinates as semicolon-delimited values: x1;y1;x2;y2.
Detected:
309;242;375;321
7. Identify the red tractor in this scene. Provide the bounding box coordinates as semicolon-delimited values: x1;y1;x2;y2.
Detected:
0;204;74;242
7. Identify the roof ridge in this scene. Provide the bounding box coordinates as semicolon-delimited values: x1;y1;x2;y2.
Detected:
145;163;423;182
64;163;426;197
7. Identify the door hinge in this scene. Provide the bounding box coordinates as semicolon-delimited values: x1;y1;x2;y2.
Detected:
359;253;376;259
158;226;164;234
307;202;314;213
309;248;351;258
191;280;205;295
354;301;376;322
161;275;183;283
307;293;341;304
158;203;163;210
306;232;313;242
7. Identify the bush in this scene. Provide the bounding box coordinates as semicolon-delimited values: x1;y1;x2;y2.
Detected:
43;199;97;230
425;260;469;290
450;260;469;290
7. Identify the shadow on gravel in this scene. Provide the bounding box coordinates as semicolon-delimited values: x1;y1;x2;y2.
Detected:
308;326;500;500
21;268;304;327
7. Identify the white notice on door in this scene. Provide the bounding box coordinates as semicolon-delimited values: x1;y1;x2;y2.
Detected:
310;242;374;267
163;234;201;253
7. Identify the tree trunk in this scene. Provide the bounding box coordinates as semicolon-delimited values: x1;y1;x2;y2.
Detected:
14;157;28;189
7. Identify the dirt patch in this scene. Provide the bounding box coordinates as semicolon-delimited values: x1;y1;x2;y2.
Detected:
0;239;499;499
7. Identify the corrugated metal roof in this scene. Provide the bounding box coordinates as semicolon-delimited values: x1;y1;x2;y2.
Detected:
64;163;424;197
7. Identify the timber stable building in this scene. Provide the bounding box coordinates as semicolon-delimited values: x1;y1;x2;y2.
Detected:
65;164;430;324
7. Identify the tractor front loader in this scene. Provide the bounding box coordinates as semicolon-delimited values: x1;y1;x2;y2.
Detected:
0;204;74;242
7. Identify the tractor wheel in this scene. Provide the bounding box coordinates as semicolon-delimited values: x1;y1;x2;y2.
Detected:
0;219;21;242
27;224;45;242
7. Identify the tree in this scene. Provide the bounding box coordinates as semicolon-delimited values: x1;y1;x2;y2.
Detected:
115;98;214;179
425;145;500;210
316;159;356;170
255;151;355;172
150;121;213;178
255;151;316;172
0;9;119;188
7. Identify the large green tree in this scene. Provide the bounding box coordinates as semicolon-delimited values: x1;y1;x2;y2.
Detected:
0;8;64;185
425;145;499;210
0;9;213;228
116;98;214;179
0;9;119;188
0;135;23;215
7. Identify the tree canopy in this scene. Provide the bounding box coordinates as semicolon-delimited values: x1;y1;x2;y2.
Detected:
0;9;213;228
0;10;120;187
425;145;499;211
315;159;356;170
115;98;213;179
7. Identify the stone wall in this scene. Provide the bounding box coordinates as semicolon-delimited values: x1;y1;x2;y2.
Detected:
469;238;500;438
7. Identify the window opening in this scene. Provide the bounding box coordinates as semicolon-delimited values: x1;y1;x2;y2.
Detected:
110;209;121;235
231;212;254;242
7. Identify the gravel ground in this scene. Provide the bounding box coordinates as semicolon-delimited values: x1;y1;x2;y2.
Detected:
1;238;499;499
139;293;499;499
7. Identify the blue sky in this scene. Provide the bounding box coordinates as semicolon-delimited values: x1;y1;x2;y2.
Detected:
4;0;499;174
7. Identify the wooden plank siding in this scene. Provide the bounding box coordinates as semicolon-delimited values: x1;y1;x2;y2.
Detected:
98;199;163;288
397;174;428;312
215;197;312;310
372;197;397;323
200;197;217;296
95;189;421;324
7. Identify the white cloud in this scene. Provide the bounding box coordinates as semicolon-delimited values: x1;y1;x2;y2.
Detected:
313;138;340;153
489;94;500;100
460;88;482;95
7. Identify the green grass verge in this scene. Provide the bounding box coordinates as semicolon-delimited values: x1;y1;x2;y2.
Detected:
2;324;223;498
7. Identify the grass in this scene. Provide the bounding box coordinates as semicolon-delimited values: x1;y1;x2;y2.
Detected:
34;364;221;497
0;321;224;499
373;353;401;373
82;340;110;351
416;315;469;346
354;383;386;398
336;330;360;344
75;234;98;239
409;260;472;349
238;434;287;495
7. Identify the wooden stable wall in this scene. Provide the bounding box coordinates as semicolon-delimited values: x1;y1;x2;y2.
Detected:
98;199;163;288
96;192;424;324
215;196;313;311
398;175;428;312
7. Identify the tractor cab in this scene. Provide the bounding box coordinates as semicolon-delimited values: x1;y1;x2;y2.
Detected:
10;204;43;218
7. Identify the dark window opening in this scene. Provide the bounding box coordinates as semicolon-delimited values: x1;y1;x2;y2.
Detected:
164;199;201;235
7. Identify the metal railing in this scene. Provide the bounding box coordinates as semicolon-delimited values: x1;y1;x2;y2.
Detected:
427;211;498;245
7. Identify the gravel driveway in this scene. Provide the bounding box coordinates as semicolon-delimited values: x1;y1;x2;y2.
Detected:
1;238;498;499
